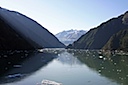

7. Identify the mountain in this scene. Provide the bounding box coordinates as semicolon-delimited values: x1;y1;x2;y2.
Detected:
67;11;128;51
55;29;86;46
103;28;128;51
0;17;35;50
0;7;65;50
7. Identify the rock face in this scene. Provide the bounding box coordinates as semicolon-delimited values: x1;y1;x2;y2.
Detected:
0;7;65;50
122;11;128;25
0;18;35;50
103;29;128;51
67;11;128;51
55;29;86;46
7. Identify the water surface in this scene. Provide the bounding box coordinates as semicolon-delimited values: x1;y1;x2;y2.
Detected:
0;49;128;85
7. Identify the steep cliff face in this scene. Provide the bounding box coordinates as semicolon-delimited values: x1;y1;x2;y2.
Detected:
122;11;128;25
0;18;35;50
103;29;128;51
68;11;128;50
0;7;65;50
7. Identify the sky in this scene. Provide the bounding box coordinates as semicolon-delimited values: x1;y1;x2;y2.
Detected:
0;0;128;34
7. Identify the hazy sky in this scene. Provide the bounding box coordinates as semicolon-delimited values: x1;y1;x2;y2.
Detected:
0;0;128;34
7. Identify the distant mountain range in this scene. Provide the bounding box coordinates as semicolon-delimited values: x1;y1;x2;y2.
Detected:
67;11;128;51
0;7;65;50
55;29;86;46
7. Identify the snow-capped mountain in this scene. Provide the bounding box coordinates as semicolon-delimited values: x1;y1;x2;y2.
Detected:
55;29;86;46
0;7;65;49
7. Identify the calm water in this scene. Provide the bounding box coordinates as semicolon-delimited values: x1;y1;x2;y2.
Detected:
0;49;128;85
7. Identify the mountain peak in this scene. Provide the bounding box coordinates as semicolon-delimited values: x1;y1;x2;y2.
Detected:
55;29;86;46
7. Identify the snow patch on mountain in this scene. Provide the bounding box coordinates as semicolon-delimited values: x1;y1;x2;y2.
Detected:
55;29;86;46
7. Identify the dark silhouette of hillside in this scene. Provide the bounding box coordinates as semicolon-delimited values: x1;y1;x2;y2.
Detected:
0;7;65;50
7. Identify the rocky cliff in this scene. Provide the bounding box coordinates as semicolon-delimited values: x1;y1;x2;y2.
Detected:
67;11;128;51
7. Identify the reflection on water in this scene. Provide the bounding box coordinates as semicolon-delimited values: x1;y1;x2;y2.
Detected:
0;50;57;84
68;49;128;85
0;49;128;85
